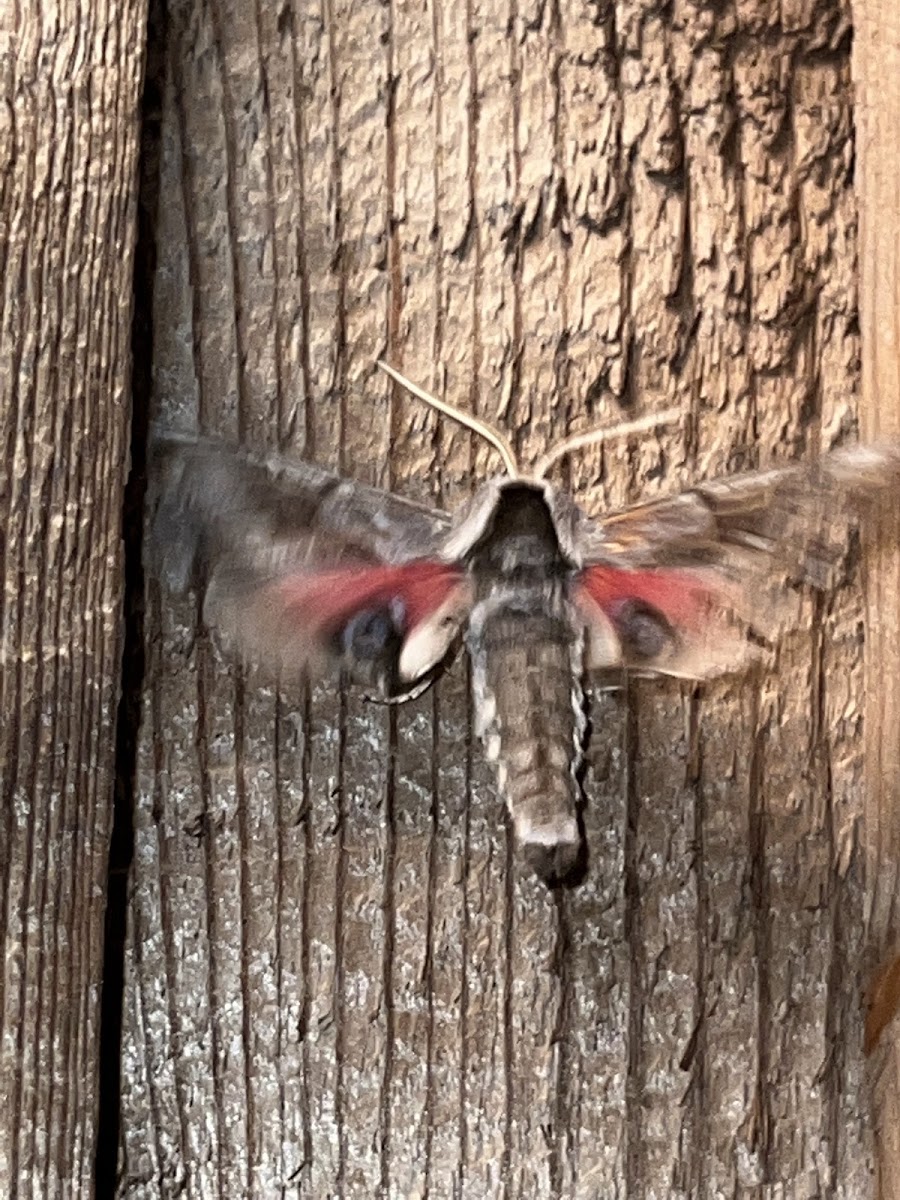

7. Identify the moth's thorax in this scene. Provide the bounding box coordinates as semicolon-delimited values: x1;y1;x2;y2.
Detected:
464;482;575;581
461;480;581;662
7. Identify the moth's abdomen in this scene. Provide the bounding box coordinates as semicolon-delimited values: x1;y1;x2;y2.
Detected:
470;608;585;882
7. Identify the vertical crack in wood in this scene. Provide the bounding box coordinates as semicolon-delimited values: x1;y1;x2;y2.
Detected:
147;580;186;1180
196;622;229;1198
170;5;209;429
687;687;710;1197
549;0;569;455
206;0;249;442
378;4;400;1191
251;0;288;443
501;0;523;1188
0;364;16;1125
290;0;317;1173
814;588;843;1192
378;706;398;1196
232;669;256;1196
501;811;515;1199
424;0;446;1185
272;697;288;1195
429;0;446;389
323;0;348;469
286;0;315;458
384;0;402;452
423;686;441;1198
623;683;646;1197
506;0;524;460
464;0;481;428
455;0;480;1189
333;686;349;1200
549;891;573;1198
93;0;164;1189
548;5;574;1180
749;699;773;1182
456;662;474;1200
322;0;350;1186
298;684;314;1178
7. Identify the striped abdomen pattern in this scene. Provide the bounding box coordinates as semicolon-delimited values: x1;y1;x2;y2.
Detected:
468;592;585;881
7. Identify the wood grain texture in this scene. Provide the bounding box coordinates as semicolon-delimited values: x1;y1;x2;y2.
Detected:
853;3;900;1196
124;0;874;1195
0;0;147;1195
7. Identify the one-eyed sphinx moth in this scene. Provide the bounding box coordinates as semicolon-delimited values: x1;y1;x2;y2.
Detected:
149;364;899;884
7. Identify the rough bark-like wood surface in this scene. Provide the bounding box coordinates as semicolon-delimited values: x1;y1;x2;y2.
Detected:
0;1;147;1195
853;4;900;1196
125;0;874;1195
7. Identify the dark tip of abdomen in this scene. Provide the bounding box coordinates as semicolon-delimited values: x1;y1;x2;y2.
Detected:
521;835;587;888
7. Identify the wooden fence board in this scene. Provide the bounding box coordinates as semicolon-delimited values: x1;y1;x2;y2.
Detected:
853;4;900;1197
0;1;147;1195
122;0;879;1195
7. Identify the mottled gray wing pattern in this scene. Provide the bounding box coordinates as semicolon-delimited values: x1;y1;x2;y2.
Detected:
150;431;452;586
574;443;900;680
148;432;461;693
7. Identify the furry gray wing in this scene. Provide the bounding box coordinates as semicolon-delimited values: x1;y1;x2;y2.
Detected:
574;443;900;679
149;431;452;590
148;432;463;692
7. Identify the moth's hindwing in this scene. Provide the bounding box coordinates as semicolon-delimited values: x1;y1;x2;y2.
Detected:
573;441;900;680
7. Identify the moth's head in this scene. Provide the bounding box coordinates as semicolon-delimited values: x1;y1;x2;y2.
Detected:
441;476;583;565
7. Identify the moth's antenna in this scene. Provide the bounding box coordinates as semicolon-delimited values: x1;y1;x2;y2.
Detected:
533;408;682;480
377;360;520;478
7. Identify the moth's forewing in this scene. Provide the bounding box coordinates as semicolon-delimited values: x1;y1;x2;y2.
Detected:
148;433;460;695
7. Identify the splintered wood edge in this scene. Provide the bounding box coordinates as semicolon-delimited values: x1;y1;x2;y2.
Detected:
865;953;900;1056
852;4;900;1197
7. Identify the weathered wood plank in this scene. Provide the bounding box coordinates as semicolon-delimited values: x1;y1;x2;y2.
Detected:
0;1;147;1195
124;0;877;1195
852;4;900;1197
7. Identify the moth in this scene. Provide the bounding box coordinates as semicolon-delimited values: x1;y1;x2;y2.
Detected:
149;363;899;884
